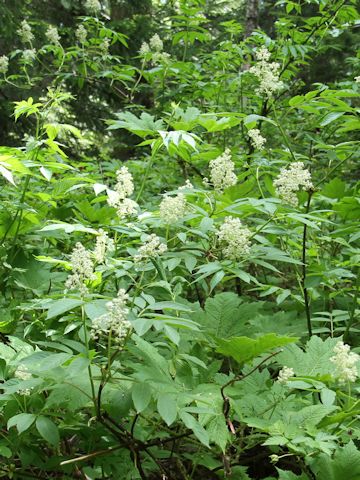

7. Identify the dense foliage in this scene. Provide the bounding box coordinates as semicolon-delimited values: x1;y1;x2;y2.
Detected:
0;0;359;478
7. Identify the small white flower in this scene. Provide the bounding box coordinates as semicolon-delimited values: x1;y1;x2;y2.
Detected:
355;76;360;83
160;194;186;224
134;234;167;262
46;25;60;45
85;0;101;14
17;20;34;44
277;366;295;384
15;365;32;381
139;42;150;56
149;34;163;52
14;365;32;396
209;149;237;191
65;242;96;295
100;38;110;56
330;341;359;384
107;166;138;219
113;166;134;199
249;46;284;97
216;216;251;260
91;289;132;344
93;229;115;263
140;34;170;64
76;25;87;44
159;182;192;224
116;198;138;218
152;52;171;64
274;161;313;207
22;49;36;63
0;55;9;75
248;128;266;150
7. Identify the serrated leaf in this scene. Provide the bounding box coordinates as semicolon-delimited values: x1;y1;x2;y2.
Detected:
310;441;360;480
180;411;209;447
206;414;230;452
277;336;338;377
194;292;262;339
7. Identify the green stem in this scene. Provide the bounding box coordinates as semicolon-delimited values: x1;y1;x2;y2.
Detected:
302;191;313;338
343;268;359;343
273;105;297;162
82;304;97;411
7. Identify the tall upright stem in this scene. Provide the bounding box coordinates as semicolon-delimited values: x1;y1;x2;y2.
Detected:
302;191;313;337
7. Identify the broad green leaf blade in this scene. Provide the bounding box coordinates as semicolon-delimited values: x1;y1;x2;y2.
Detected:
157;394;177;426
36;416;60;446
132;383;152;413
217;334;298;364
8;413;36;434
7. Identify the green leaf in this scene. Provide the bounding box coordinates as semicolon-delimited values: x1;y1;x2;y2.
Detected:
206;414;229;452
36;416;60;446
321;178;347;199
217;334;298;365
180;412;209;447
194;293;262;339
277;469;308;480
132;383;152;413
310;441;360;480
157;394;177;426
277;336;338;377
46;298;83;319
107;112;164;138
0;446;12;458
319;111;345;127
131;335;170;377
8;413;36;434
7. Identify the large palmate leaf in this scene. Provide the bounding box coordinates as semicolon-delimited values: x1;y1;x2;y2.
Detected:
194;292;264;339
277;335;338;377
107;112;164;137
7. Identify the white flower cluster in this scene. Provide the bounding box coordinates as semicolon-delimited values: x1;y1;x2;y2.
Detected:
0;56;9;75
46;25;60;45
206;149;237;191
248;128;266;150
134;234;167;262
159;180;193;224
91;289;132;344
107;166;138;219
14;365;32;396
85;0;101;13
17;20;34;44
15;365;32;381
93;229;115;263
22;49;36;64
249;46;284;97
330;341;359;384
274;161;313;207
100;38;110;56
216;216;252;260
139;34;170;64
65;242;96;295
277;366;295;384
355;76;360;83
76;25;87;44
